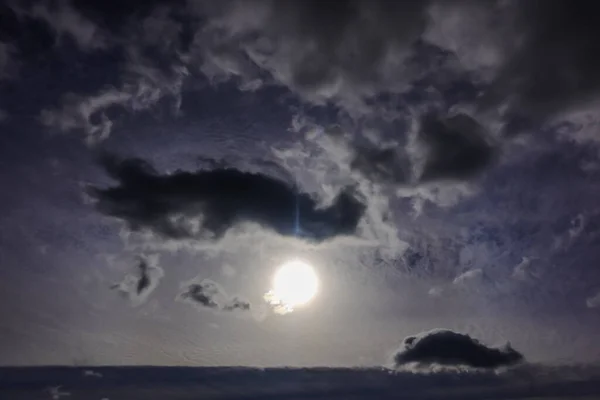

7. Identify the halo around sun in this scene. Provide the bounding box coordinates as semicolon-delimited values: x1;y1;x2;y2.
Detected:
264;259;319;314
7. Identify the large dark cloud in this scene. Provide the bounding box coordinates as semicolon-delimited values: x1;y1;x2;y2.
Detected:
89;154;365;242
179;279;251;312
393;329;524;370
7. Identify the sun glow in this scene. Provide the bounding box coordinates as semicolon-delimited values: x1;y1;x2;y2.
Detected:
264;260;319;314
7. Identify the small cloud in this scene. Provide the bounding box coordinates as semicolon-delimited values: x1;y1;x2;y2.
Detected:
428;269;485;298
179;280;221;309
111;255;164;306
48;386;70;400
40;89;131;145
263;290;294;315
586;291;600;308
569;214;586;239
393;329;524;370
40;65;188;145
179;278;251;313
512;257;540;281
82;369;102;378
427;286;444;298
452;268;484;285
222;297;251;312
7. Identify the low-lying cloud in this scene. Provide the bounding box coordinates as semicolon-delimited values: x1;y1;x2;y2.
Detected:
393;329;524;370
89;154;365;243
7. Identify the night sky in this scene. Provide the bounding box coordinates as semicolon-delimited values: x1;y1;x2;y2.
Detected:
1;0;600;374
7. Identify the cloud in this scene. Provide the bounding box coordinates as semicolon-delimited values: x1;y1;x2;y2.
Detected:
179;278;251;312
111;254;164;306
40;64;188;144
452;268;484;285
40;89;131;145
89;154;365;243
425;1;600;129
23;0;109;51
189;0;431;114
345;112;495;186
428;268;486;298
416;113;495;182
393;329;524;370
185;0;600;141
26;0;600;148
512;256;541;281
222;297;251;312
586;291;600;309
37;5;189;144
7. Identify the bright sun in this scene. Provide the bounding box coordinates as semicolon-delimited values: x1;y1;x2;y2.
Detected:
265;260;319;313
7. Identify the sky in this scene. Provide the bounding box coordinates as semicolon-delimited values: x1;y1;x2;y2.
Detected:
1;0;600;373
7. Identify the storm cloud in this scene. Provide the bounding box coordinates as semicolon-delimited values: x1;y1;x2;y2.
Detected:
89;154;365;243
393;329;524;370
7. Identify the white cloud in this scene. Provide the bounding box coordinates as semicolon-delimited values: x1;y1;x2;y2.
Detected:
40;89;131;145
111;255;165;307
453;268;484;285
586;291;600;309
40;62;189;144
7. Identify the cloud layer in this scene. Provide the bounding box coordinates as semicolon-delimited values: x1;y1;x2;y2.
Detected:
393;329;524;370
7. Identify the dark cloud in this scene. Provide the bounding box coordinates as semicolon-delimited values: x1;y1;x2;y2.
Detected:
179;279;251;312
89;154;365;242
349;146;411;185
393;329;524;370
180;280;220;309
111;255;164;304
222;297;251;312
417;113;494;182
190;0;430;112
489;1;600;122
339;112;494;186
422;0;600;131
